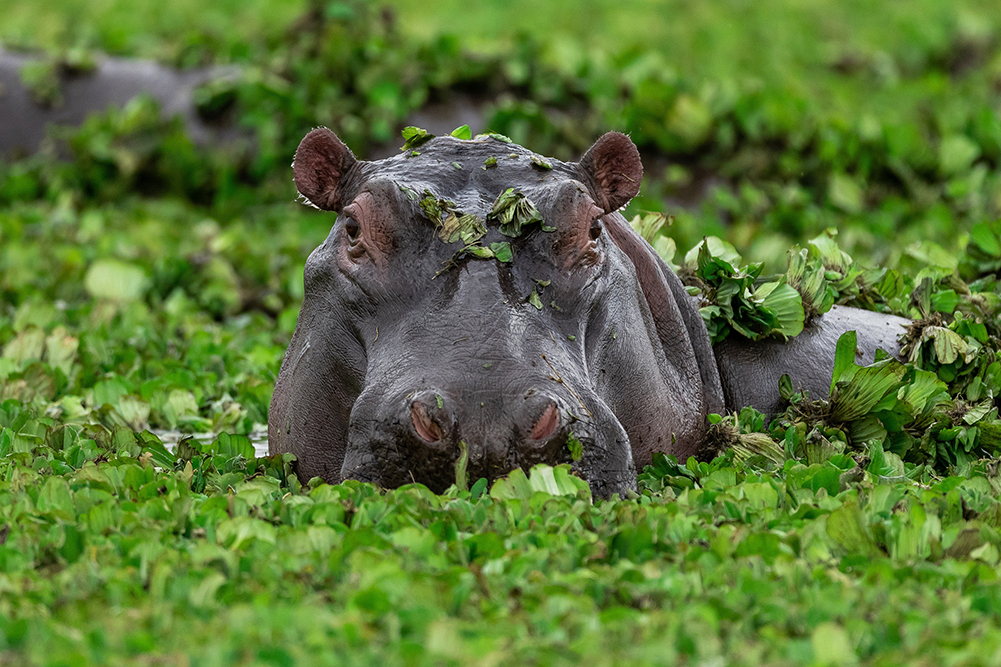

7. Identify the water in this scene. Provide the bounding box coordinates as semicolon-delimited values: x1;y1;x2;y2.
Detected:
152;428;270;458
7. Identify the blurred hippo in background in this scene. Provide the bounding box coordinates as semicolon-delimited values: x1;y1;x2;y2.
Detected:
269;129;909;496
0;48;230;156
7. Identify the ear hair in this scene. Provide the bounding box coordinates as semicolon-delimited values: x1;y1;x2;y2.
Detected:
292;128;357;211
578;132;643;213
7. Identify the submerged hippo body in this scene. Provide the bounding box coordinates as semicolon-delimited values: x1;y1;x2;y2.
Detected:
269;129;909;496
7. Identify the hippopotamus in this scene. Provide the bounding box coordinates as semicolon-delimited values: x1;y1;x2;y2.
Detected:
269;128;909;496
0;48;231;157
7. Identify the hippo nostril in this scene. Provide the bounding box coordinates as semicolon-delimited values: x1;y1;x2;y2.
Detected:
410;401;443;443
530;401;560;441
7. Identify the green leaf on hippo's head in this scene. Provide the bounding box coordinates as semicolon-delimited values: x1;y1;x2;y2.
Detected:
418;190;447;225
490;242;513;263
530;155;553;170
439;212;486;245
451;162;462;170
463;245;495;260
483;156;498;169
474;132;513;143
488;188;547;237
528;289;543;310
449;124;471;140
400;126;434;150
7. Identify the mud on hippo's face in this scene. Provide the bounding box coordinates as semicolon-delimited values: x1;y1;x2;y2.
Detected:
269;129;723;497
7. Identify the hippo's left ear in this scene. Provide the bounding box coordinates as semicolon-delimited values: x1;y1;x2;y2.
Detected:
293;128;358;211
578;132;643;213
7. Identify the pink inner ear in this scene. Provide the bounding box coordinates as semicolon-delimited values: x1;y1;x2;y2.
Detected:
580;132;643;212
293;128;356;211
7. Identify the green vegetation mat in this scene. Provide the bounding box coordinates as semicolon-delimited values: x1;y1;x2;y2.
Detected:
3;0;1001;664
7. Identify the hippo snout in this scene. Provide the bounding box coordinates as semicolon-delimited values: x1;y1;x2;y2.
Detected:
341;386;576;493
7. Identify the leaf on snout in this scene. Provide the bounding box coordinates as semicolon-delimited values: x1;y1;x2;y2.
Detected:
528;289;543;310
400;126;434;150
567;432;583;461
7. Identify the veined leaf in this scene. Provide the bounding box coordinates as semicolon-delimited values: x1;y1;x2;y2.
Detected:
754;280;805;339
830;351;907;423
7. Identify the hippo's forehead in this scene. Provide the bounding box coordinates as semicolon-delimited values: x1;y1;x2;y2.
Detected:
350;136;589;217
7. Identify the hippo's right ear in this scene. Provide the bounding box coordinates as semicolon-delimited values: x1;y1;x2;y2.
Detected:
293;128;358;211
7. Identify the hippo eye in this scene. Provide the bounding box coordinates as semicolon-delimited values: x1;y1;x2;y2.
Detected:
589;219;603;241
344;217;360;240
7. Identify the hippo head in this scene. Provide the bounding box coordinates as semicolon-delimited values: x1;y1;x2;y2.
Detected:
269;129;725;497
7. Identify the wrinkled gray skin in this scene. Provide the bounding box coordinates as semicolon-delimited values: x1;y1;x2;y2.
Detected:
270;129;910;497
0;49;230;156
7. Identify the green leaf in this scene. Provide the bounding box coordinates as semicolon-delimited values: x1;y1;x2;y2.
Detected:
530;155;552;170
463;245;494;259
939;134;980;176
449;124;471;140
474;132;513;143
684;236;742;270
831;331;859;393
483;156;498;169
567;431;583;461
931;327;968;365
830;358;907;422
400;126;434;150
528;289;543;310
439;212;486;245
489;464;589;500
84;259;150;302
488;188;547;237
754;280;805;339
969;221;1001;258
490;242;513;263
454;440;469;492
826;498;880;556
828;172;863;214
